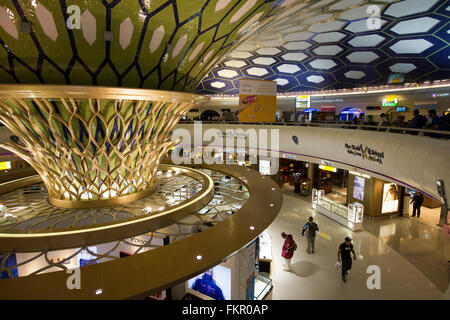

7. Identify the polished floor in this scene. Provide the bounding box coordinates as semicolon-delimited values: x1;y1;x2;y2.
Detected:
266;191;450;300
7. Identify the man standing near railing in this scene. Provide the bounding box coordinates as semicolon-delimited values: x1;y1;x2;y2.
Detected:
410;110;426;131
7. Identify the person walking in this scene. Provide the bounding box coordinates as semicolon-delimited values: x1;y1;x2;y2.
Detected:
302;217;319;254
411;192;424;218
281;232;296;271
338;237;356;283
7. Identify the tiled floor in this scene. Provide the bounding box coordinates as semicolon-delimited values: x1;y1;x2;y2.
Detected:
266;192;450;300
407;205;442;230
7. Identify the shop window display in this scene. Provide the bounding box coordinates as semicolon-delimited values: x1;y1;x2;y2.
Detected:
188;265;231;300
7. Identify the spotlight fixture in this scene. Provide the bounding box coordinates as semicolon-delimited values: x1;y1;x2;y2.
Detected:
95;289;103;295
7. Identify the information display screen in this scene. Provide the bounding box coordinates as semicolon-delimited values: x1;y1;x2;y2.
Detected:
382;183;399;213
188;265;231;300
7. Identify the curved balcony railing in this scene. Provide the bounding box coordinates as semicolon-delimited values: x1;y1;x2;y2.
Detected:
178;120;450;140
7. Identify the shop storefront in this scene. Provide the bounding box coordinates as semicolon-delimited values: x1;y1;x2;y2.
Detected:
312;161;347;204
183;233;273;301
339;107;364;122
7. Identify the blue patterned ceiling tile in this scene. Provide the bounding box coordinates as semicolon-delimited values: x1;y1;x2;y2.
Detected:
310;44;346;58
242;64;276;78
211;67;243;80
374;58;438;82
272;60;305;76
265;74;299;91
382;35;447;57
434;21;450;41
333;66;380;85
427;45;450;70
305;57;340;72
195;88;218;95
416;69;450;86
383;0;443;19
202;77;235;92
435;1;450;16
383;14;447;38
341;48;389;65
345;32;393;49
289;84;327;92
296;71;336;89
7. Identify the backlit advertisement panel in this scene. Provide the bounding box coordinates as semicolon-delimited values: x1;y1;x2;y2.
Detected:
382;183;399;213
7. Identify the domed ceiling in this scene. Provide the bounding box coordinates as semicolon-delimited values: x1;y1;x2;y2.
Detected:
0;0;448;94
196;0;450;94
0;0;286;92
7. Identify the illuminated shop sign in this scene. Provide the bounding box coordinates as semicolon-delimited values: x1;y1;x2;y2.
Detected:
382;95;398;107
0;162;11;171
431;93;449;98
296;95;310;109
281;154;297;160
319;160;337;172
320;106;336;112
319;164;337;172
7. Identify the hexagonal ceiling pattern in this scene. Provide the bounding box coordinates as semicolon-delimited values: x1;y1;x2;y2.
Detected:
0;0;286;92
0;0;448;94
197;0;450;94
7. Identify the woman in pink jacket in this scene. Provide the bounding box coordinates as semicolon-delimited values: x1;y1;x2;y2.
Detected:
281;232;295;271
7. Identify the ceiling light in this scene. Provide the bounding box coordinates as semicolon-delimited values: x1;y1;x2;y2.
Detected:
95;289;103;295
196;255;202;260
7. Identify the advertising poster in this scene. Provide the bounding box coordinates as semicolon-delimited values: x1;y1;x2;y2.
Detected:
239;80;277;122
382;183;399;213
188;265;231;300
259;159;271;175
353;176;365;201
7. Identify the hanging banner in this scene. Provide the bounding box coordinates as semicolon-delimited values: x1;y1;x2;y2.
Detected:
239;79;277;122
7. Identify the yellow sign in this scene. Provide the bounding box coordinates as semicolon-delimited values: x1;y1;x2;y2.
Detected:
0;162;11;170
319;164;337;172
239;80;277;122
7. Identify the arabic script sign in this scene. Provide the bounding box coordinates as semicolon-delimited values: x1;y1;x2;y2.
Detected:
345;143;384;165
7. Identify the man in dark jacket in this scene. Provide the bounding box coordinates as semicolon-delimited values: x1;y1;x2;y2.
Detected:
302;217;319;254
410;110;426;129
411;192;424;218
